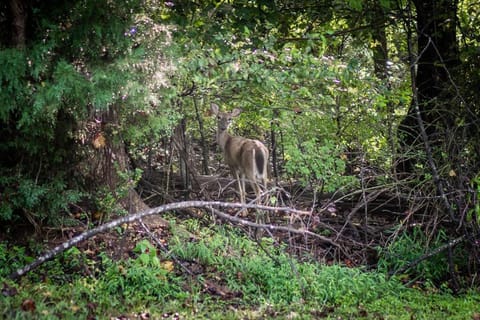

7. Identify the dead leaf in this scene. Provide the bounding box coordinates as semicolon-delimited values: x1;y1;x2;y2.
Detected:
203;280;242;299
161;260;174;272
92;211;103;221
92;132;106;149
21;299;36;312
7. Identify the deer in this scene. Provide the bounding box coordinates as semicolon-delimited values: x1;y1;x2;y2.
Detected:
211;103;269;210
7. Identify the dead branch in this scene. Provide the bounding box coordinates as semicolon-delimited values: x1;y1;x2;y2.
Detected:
9;201;333;280
209;207;341;248
335;189;384;241
389;235;467;277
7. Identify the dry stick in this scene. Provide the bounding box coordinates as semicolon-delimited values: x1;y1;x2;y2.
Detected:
9;201;336;280
406;31;460;289
334;189;384;242
408;36;455;221
210;207;340;248
389;235;466;277
138;219;195;277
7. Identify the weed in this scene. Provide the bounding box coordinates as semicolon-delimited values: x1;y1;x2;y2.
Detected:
0;243;34;278
377;226;450;287
1;223;479;319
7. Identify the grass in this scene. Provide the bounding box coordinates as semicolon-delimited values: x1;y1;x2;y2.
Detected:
0;220;479;319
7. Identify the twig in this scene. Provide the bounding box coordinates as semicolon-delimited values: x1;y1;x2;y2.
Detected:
335;190;384;241
407;30;455;222
138;219;195;277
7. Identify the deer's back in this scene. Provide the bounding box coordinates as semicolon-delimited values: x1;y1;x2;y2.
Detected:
223;135;267;176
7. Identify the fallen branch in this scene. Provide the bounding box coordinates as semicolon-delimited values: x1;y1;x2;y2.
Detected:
389;235;467;277
9;200;331;280
209;207;340;248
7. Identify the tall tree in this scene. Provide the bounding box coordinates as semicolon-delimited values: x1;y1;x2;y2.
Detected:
396;1;480;271
398;0;459;173
0;1;174;226
8;0;27;47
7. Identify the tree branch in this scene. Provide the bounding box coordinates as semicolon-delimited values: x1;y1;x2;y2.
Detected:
9;201;333;280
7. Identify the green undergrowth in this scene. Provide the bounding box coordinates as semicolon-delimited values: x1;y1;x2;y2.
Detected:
0;219;479;319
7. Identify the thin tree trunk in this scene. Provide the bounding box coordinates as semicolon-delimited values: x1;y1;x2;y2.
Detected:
270;109;279;182
194;98;210;175
397;0;459;173
9;0;27;48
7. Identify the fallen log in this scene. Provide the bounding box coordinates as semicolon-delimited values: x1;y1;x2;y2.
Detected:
9;201;334;280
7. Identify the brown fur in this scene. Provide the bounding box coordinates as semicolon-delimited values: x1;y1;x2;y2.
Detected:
211;103;269;204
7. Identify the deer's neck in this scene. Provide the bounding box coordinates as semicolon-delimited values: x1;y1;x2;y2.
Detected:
217;129;231;151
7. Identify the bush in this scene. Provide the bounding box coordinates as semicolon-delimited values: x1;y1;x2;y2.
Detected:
0;173;82;225
377;227;450;287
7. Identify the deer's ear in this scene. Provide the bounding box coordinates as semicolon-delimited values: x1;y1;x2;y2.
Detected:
211;103;219;114
231;108;242;117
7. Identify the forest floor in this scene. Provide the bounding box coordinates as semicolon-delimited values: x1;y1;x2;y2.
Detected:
1;172;480;319
138;170;411;268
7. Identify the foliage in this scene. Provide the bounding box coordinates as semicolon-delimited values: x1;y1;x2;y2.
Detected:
1;224;479;319
0;173;82;224
158;0;480;287
169;224;400;306
166;3;408;191
377;227;450;287
96;251;184;305
0;1;179;224
0;243;34;278
93;167;144;220
132;239;161;267
1;0;480;313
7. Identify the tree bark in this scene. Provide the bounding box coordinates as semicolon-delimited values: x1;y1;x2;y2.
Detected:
94;107;150;214
368;1;388;80
193;98;210;175
397;0;459;173
9;0;27;48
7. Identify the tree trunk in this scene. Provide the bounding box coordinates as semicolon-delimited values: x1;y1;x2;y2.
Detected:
9;0;27;48
368;1;388;80
172;118;192;200
397;0;459;173
93;107;149;214
193;98;210;175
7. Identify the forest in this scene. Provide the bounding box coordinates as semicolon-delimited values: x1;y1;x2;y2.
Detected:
1;0;480;318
